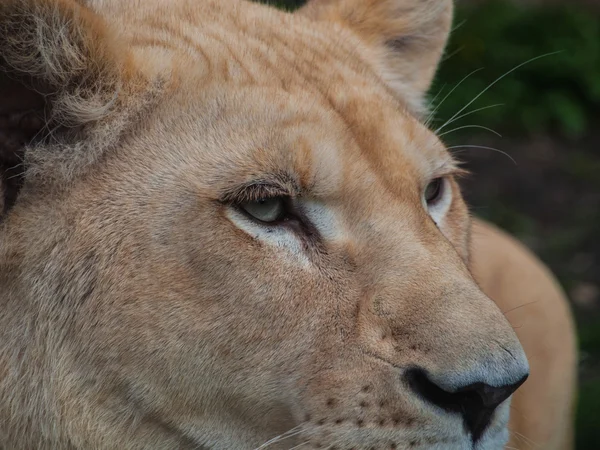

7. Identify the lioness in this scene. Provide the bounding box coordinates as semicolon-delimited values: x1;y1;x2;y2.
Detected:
0;0;576;449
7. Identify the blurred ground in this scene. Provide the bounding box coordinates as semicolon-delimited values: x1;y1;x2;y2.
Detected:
260;0;600;447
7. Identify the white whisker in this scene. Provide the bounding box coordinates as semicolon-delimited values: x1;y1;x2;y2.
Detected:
446;144;517;165
451;18;468;33
253;425;305;450
435;103;505;133
427;83;447;113
438;124;502;138
437;51;562;133
425;68;483;127
502;300;539;315
512;430;540;448
287;440;311;450
442;45;464;63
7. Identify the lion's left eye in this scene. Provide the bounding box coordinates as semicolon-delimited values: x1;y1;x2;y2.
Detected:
240;197;287;223
424;178;444;205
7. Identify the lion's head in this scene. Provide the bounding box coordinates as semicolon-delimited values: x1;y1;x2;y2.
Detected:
0;0;528;449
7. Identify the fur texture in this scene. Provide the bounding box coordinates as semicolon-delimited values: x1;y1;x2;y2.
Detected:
0;0;575;449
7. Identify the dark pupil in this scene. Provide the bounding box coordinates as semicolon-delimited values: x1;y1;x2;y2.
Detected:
426;179;442;203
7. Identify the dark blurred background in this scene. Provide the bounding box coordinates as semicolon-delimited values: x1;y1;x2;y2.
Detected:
259;0;600;447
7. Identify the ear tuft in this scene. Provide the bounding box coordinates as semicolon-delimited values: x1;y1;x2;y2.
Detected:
301;0;454;115
0;0;152;216
0;0;123;124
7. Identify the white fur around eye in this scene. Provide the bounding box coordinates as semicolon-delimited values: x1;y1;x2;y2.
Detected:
301;200;346;242
225;207;311;267
424;178;452;226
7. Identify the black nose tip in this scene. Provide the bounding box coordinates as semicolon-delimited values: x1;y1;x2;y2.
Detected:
406;368;528;442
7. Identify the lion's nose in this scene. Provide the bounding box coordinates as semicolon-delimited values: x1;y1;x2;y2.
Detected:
405;368;528;442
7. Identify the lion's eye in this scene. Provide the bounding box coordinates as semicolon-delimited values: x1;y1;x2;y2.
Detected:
424;178;444;205
240;197;286;223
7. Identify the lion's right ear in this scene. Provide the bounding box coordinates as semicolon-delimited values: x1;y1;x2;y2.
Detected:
300;0;453;116
0;0;149;215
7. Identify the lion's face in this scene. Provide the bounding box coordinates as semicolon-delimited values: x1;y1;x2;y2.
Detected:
0;0;528;449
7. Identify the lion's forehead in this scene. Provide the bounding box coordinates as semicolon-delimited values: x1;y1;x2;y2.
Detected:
148;83;437;207
112;1;449;216
122;0;382;90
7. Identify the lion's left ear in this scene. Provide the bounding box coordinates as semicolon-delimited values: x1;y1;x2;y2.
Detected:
300;0;453;114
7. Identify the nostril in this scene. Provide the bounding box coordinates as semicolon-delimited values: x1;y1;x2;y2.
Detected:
405;368;528;442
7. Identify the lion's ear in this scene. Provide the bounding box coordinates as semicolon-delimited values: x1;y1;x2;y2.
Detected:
300;0;453;114
0;0;147;215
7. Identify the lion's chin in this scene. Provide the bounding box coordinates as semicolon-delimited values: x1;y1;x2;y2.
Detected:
473;426;511;450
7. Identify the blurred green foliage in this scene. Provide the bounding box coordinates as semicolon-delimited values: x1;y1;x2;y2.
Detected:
431;0;600;139
581;319;600;355
579;317;600;449
577;379;600;449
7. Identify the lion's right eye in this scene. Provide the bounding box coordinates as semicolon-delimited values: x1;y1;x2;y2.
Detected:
239;197;287;223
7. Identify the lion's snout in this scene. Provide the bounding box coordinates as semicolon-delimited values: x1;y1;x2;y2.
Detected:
398;301;530;442
299;306;529;448
298;236;531;448
354;280;530;444
405;366;528;442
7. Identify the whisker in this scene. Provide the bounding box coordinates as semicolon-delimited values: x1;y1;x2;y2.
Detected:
435;103;504;132
427;83;447;112
451;18;468;33
321;435;344;450
437;51;562;133
424;84;447;127
513;430;540;448
253;425;305;450
502;300;539;315
438;124;502;138
441;45;464;63
509;429;539;450
425;68;483;127
446;144;517;165
287;440;311;450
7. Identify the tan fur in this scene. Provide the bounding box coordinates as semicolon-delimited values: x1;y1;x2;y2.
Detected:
0;0;575;449
470;220;577;450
